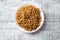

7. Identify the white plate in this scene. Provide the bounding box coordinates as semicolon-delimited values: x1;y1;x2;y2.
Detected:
15;1;44;33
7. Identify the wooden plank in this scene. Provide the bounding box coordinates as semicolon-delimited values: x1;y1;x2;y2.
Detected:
0;0;60;40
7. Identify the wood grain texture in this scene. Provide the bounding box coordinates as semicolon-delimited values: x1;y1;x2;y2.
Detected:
0;0;60;40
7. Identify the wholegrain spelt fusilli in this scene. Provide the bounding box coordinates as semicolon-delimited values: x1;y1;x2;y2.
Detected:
16;5;42;31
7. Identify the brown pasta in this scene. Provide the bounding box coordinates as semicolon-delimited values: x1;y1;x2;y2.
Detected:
16;5;42;31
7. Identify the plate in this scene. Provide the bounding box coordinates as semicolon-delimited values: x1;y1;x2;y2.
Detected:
15;1;44;33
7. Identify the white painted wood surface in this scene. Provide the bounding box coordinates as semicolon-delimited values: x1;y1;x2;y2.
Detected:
0;0;60;40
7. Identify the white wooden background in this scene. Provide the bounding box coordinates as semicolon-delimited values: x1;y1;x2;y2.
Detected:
0;0;60;40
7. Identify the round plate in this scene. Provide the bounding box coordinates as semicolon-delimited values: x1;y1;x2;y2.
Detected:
15;1;44;33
